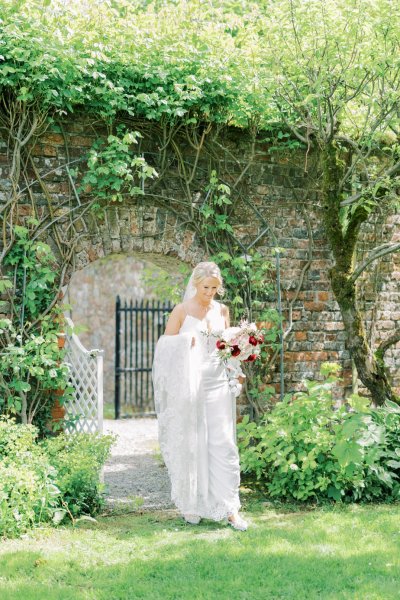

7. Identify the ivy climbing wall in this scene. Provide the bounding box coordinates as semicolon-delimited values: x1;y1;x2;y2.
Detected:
0;116;399;404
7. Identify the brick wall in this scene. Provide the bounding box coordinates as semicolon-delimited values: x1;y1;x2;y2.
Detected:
1;116;399;405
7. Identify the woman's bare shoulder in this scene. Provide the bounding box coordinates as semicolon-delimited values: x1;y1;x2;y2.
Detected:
164;303;186;334
171;302;185;315
219;302;229;314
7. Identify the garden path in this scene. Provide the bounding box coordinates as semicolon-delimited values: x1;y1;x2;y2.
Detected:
103;417;175;511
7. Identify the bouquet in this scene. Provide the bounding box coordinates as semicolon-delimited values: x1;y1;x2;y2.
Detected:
215;320;264;364
214;321;264;397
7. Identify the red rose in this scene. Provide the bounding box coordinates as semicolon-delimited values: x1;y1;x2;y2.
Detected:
216;340;226;350
257;334;264;344
231;345;241;357
244;354;257;362
248;335;258;346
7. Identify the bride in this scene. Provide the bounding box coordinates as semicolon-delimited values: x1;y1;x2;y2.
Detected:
152;261;248;531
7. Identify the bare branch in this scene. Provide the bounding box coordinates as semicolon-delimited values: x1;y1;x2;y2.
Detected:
377;329;400;358
350;241;400;283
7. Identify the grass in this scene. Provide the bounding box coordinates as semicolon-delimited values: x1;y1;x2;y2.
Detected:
0;493;399;600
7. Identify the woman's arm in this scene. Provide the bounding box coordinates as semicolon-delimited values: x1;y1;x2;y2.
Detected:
164;304;185;335
221;303;230;328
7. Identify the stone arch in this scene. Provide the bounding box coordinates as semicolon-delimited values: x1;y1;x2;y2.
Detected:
68;205;207;280
62;202;211;416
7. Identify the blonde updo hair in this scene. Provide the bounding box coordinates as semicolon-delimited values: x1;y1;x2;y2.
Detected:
192;261;225;296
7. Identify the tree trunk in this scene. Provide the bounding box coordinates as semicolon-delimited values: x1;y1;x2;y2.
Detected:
329;268;397;405
320;143;399;406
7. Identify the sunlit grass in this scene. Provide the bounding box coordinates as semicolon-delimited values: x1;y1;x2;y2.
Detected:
1;495;399;599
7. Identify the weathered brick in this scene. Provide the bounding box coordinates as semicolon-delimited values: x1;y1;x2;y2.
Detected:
71;136;95;147
304;301;326;312
42;133;64;144
42;145;58;157
294;331;307;341
317;291;330;301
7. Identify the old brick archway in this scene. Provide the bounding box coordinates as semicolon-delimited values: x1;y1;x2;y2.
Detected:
68;205;207;275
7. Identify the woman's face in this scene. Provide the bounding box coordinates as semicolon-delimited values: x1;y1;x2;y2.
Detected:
195;276;220;302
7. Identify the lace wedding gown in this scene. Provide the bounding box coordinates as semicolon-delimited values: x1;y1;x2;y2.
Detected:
152;300;242;521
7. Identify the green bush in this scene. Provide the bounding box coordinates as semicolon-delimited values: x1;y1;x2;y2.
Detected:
237;363;400;503
41;432;115;517
0;226;74;431
0;418;115;538
370;402;400;494
0;418;60;538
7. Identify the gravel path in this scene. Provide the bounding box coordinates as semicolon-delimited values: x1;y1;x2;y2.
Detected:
103;418;176;512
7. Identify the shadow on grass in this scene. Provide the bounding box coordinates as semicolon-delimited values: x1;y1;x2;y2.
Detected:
1;533;399;600
1;501;400;600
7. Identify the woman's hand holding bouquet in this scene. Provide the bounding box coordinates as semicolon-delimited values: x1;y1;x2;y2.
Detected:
215;321;264;396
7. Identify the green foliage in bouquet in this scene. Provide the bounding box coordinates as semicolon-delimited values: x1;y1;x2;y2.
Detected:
237;363;400;503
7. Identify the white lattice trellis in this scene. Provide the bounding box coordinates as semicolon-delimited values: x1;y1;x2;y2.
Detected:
63;317;103;434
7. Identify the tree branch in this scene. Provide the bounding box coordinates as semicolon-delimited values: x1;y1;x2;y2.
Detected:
340;159;400;207
377;329;400;358
350;241;400;283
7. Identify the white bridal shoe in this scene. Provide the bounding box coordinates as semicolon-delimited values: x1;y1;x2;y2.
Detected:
183;513;201;524
226;512;248;531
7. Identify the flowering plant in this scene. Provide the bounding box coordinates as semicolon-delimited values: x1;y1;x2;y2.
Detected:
215;320;264;363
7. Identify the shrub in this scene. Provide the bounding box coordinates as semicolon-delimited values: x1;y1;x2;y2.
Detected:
0;418;60;538
41;432;115;517
0;418;115;538
0;226;74;431
237;363;400;503
370;401;400;495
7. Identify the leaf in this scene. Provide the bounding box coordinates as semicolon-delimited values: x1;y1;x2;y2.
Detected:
358;422;385;447
386;460;400;470
0;279;13;293
13;381;31;393
332;441;363;467
383;401;400;414
347;394;371;413
327;486;342;501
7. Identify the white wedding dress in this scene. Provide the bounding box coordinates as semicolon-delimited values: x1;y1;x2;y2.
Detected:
152;300;242;521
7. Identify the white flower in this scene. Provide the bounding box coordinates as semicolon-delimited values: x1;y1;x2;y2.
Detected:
223;326;241;341
49;369;57;379
289;463;299;471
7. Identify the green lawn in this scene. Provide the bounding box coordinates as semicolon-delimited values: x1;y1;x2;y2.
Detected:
1;494;399;600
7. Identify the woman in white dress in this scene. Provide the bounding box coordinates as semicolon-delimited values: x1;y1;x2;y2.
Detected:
152;261;248;531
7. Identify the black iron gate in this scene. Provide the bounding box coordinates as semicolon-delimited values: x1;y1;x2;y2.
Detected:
114;297;173;418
